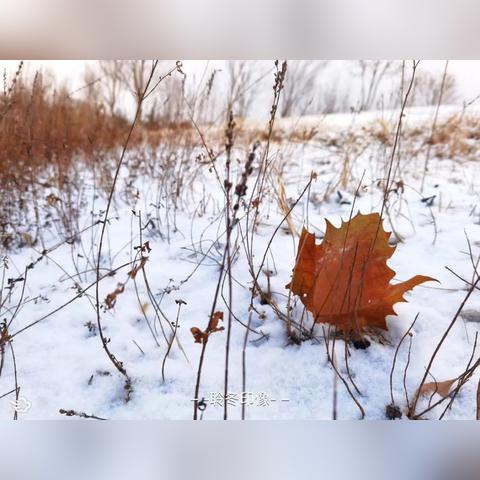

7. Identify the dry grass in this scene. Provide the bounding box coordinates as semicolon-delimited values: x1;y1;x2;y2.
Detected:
0;67;198;251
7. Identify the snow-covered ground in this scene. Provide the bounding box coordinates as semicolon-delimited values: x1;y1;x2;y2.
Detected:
1;107;479;419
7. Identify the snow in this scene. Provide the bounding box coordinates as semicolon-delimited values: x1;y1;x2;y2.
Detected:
1;106;479;420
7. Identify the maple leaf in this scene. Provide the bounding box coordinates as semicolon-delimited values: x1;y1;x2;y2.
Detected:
287;212;436;332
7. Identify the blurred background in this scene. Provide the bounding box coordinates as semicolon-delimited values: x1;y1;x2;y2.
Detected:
2;60;479;123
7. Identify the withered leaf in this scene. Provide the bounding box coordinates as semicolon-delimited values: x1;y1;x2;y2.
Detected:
128;257;148;279
209;311;224;333
416;378;457;400
191;311;224;345
287;212;436;332
191;327;207;344
46;193;60;206
105;283;125;309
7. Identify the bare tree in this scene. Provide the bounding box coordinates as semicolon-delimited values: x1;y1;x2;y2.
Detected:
98;60;124;116
141;73;183;125
279;61;328;117
189;67;221;124
356;60;397;111
226;61;261;118
315;78;349;114
81;65;102;106
408;68;457;107
120;60;150;120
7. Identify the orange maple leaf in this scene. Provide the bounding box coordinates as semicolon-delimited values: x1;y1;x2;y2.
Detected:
287;212;436;332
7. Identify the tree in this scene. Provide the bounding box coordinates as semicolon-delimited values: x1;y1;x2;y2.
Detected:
120;60;150;120
98;60;124;116
408;67;457;107
355;60;396;111
279;61;328;117
315;78;349;114
226;61;262;118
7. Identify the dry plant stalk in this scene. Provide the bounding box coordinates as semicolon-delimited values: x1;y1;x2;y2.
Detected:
408;272;480;419
275;174;298;237
94;61;176;402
